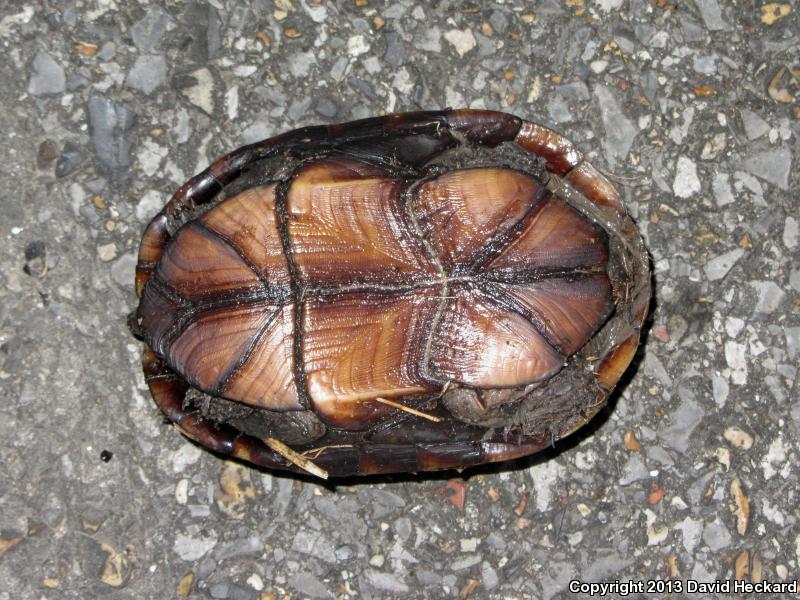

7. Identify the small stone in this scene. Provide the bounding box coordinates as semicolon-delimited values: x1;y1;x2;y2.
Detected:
714;447;730;470
23;240;47;277
712;375;729;407
171;442;202;472
619;454;648;485
138;140;167;177
175;479;189;505
786;326;800;359
700;133;726;160
593;85;637;167
288;51;315;78
659;390;702;453
750;281;786;315
574;449;597;470
137;190;164;222
526;460;564;511
87;95;137;182
246;574;263;591
289;572;330;599
711;173;734;206
99;543;129;587
225;85;238;120
693;0;731;31
173;531;218;561
37;140;58;168
702;517;732;551
97;243;117;262
676;516;703;554
724;341;747;385
56;142;82;178
364;570;409;593
624;431;641;451
727;317;746;339
110;253;136;287
314;97;337;119
669;107;695;145
334;545;353;560
740;109;770;140
347;34;370;56
177;67;215;115
741;147;792;190
730;479;749;535
291;529;336;564
482;561;499;590
644;509;668;545
596;0;624;12
673;156;701;198
178;573;194;598
450;554;482;571
790;269;800;293
384;31;406;66
760;3;792;25
692;54;717;75
460;538;480;552
127;54;168;95
724;426;754;449
131;7;174;52
783;216;798;249
762;437;788;480
704;248;744;281
369;554;385;567
444;28;477;57
28;50;66;96
215;462;256;520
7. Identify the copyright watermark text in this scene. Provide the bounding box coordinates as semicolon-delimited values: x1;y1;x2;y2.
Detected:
568;579;798;596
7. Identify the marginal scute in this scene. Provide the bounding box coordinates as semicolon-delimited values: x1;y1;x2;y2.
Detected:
412;168;543;270
429;285;563;387
135;214;169;298
286;158;436;284
566;162;624;213
515;121;582;175
596;332;640;391
302;289;440;429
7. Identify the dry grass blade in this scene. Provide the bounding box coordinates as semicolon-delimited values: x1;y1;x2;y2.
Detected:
376;397;442;422
264;437;329;479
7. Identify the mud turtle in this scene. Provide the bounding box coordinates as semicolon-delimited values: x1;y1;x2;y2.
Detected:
130;109;650;478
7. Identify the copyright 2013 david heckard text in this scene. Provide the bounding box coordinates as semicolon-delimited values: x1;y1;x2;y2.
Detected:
569;579;798;596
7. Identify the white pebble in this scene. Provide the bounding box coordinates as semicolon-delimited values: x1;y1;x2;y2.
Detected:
444;28;476;57
347;34;370;56
724;341;747;385
97;242;117;262
247;573;264;591
175;479;189;505
673;156;701;198
783;216;798;249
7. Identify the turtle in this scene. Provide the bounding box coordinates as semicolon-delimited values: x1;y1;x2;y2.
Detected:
129;109;651;478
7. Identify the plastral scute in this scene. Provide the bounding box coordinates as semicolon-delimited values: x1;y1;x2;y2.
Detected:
129;109;651;478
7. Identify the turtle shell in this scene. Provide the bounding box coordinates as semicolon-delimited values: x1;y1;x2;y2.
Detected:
131;109;651;478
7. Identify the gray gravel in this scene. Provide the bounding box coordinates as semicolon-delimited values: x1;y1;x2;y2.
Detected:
1;1;798;599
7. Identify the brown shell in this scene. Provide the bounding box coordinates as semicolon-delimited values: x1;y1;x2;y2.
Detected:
131;109;651;478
